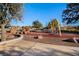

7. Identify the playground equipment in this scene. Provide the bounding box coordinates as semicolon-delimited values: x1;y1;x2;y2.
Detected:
51;19;61;36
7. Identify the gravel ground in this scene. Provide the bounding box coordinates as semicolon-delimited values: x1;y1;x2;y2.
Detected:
24;34;79;47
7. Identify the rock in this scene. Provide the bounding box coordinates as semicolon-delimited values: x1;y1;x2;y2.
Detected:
34;35;43;39
38;35;43;39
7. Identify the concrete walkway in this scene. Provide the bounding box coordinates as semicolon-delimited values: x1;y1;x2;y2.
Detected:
0;40;79;56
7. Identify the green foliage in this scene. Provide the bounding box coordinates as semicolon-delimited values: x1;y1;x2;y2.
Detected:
0;3;23;41
62;3;79;24
5;23;11;28
62;28;79;32
52;19;59;27
0;3;23;25
47;21;52;29
32;20;43;29
45;19;59;29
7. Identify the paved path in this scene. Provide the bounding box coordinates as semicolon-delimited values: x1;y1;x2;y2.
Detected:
0;39;79;56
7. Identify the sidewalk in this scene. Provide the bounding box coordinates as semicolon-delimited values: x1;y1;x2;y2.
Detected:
0;40;79;56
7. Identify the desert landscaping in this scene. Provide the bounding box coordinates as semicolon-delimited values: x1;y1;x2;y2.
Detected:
0;3;79;56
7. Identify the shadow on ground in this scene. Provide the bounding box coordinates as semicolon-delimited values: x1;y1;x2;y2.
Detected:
0;46;79;56
63;39;79;43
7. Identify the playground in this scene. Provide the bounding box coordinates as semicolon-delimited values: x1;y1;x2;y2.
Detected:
22;19;79;47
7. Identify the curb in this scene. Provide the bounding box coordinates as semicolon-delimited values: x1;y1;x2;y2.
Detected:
0;35;23;45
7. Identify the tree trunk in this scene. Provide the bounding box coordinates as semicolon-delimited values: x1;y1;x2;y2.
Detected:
1;24;6;41
51;24;54;32
58;21;61;36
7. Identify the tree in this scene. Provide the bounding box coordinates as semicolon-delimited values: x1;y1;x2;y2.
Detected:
0;3;23;41
62;3;79;24
5;23;11;28
51;19;61;36
47;21;52;29
45;19;59;29
32;20;43;30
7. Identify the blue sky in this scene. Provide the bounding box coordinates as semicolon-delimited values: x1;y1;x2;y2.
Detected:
11;3;67;26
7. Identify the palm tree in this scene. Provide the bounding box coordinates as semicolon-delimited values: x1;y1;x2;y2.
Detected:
0;3;23;41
